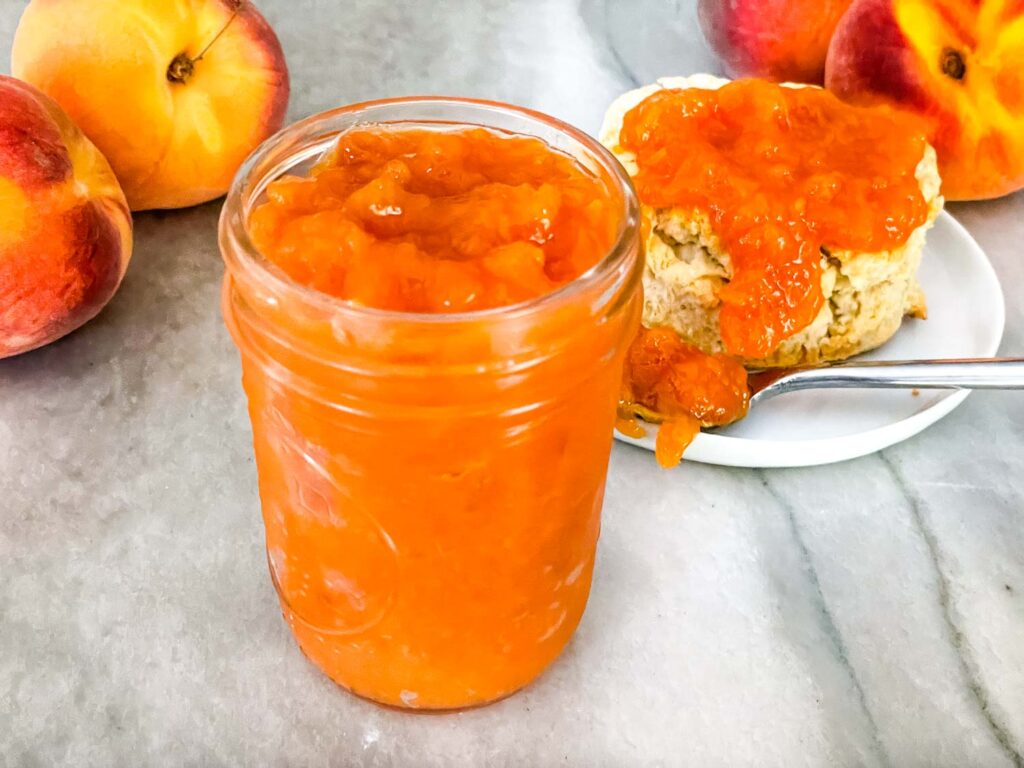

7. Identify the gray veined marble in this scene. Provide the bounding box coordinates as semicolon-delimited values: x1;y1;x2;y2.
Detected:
1;0;1023;766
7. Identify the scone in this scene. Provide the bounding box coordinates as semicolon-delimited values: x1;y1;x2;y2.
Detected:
601;74;944;369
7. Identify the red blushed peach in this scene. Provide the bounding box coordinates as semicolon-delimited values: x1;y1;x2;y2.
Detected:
698;0;854;83
0;76;132;359
826;0;1024;200
12;0;290;211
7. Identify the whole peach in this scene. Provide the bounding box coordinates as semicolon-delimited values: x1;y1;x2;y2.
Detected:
698;0;854;83
0;76;132;359
12;0;290;211
826;0;1024;200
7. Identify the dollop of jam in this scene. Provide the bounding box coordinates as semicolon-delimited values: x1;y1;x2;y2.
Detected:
619;327;749;467
619;79;930;358
617;80;931;465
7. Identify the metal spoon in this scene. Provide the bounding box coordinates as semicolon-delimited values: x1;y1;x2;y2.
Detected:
746;357;1024;407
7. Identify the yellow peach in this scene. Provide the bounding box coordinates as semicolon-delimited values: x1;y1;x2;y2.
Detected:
12;0;290;211
0;76;132;358
699;0;854;83
826;0;1024;200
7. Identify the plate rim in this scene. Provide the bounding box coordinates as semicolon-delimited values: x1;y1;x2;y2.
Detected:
615;211;1007;468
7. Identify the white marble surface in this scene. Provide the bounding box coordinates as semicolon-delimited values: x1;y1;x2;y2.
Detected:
1;0;1023;765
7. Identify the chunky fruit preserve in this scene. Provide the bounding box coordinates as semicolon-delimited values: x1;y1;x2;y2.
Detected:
617;79;931;461
618;327;749;467
621;79;929;359
248;127;618;311
221;101;642;710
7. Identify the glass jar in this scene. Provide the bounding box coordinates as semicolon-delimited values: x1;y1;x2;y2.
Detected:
219;97;642;710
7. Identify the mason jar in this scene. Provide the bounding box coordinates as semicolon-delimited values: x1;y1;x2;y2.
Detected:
219;97;642;710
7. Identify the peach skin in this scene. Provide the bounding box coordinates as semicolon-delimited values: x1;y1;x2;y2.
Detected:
699;0;854;83
826;0;1024;200
0;76;132;359
12;0;290;211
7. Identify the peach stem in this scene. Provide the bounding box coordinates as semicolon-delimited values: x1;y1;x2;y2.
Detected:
166;1;245;84
940;47;966;81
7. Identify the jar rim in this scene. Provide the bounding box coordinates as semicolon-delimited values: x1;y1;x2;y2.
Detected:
219;96;640;326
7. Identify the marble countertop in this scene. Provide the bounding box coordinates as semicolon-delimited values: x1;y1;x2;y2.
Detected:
2;1;1023;765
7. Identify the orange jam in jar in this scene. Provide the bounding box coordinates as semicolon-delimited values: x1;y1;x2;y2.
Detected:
220;99;642;709
616;80;930;461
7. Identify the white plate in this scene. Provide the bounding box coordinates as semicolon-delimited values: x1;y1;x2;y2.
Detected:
615;212;1006;468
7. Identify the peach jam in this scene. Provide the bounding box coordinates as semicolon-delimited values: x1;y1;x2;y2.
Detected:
620;79;930;359
219;99;642;709
618;328;749;467
616;80;930;463
247;127;619;311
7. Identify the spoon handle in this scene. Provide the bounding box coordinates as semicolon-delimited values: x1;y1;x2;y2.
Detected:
759;357;1024;401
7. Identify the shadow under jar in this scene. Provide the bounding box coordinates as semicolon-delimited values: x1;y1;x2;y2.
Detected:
219;98;642;710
